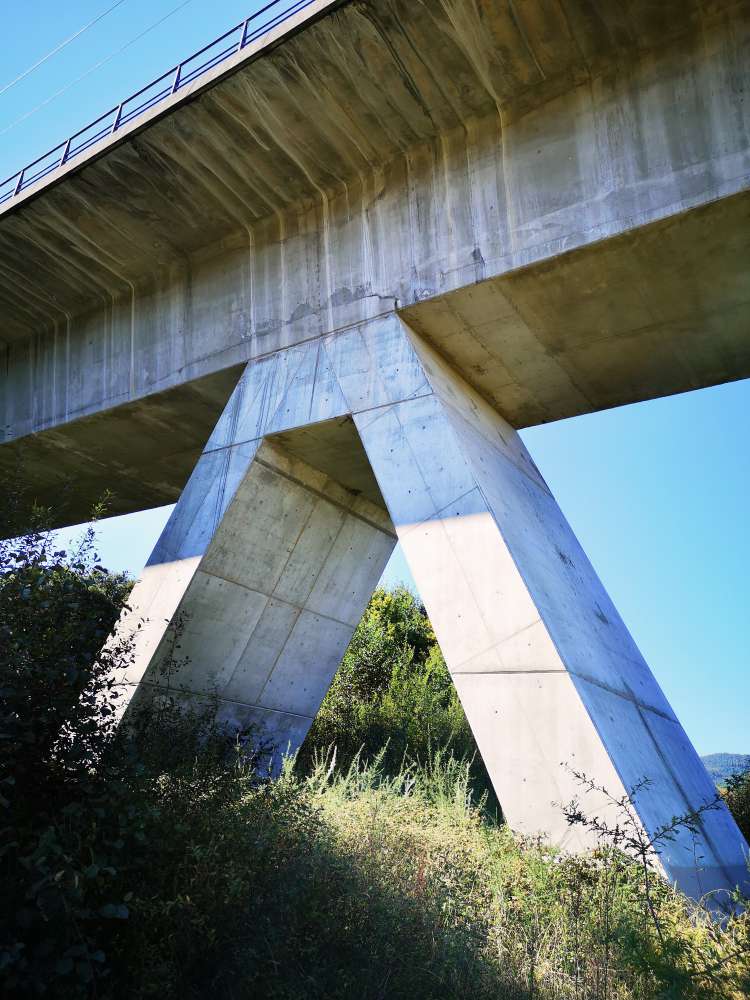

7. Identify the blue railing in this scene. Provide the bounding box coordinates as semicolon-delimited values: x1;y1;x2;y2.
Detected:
0;0;319;207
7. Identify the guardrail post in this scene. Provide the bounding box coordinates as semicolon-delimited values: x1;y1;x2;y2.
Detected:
171;65;181;94
13;170;24;196
112;104;124;133
239;18;249;49
60;139;72;167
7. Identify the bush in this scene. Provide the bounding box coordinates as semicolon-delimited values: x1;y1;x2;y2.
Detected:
300;587;491;796
724;769;750;842
0;505;138;995
2;500;748;999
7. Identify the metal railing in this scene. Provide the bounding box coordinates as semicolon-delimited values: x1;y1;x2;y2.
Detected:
0;0;319;207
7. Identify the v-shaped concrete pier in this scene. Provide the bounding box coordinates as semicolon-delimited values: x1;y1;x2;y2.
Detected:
109;315;748;900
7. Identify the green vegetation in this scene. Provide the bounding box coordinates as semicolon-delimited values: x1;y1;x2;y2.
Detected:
299;586;494;802
723;769;750;843
1;503;749;998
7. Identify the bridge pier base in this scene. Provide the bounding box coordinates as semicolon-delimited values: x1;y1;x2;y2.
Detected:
112;313;748;901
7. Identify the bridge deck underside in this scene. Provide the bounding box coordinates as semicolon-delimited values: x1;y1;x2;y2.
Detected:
3;186;749;529
1;0;749;528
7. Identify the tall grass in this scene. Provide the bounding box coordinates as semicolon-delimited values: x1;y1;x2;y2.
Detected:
296;747;749;1000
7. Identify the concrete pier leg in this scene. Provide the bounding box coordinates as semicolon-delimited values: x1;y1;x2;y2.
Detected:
351;319;748;900
113;338;396;763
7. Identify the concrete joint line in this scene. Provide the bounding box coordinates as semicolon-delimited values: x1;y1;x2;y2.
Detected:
253;456;396;538
397;487;484;539
200;388;437;460
135;679;315;722
631;700;736;889
567;670;678;722
348;387;435;424
231;607;304;709
447;617;547;674
156;306;401;397
216;697;313;722
203;435;263;457
451;668;568;676
194;567;360;632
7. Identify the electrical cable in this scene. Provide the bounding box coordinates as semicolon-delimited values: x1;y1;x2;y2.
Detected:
0;0;130;98
0;0;196;138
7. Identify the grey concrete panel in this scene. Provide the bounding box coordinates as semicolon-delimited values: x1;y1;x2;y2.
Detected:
115;556;203;690
223;598;302;705
575;679;749;898
205;339;349;452
354;395;478;526
450;670;626;851
305;514;396;627
213;702;315;773
257;609;354;718
154;571;269;695
149;439;261;563
322;317;430;414
200;461;324;597
270;499;347;608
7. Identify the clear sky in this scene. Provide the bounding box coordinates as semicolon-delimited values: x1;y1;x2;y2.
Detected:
3;2;748;756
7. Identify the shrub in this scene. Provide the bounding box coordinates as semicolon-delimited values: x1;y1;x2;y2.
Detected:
724;769;750;842
2;499;748;999
300;587;491;796
0;504;138;996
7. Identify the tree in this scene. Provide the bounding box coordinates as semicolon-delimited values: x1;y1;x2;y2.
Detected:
300;586;489;794
723;769;750;842
0;492;141;994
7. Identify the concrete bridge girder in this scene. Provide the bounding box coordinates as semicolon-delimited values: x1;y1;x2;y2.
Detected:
112;313;749;901
3;0;750;511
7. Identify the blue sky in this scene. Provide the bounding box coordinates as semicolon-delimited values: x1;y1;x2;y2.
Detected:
3;2;748;755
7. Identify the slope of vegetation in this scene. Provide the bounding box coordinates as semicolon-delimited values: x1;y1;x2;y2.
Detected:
1;502;749;999
703;754;750;786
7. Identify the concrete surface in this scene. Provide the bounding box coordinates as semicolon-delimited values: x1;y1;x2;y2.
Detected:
3;0;750;522
117;427;395;762
111;314;749;899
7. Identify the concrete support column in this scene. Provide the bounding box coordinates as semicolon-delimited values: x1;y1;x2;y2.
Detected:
114;334;396;755
353;320;748;900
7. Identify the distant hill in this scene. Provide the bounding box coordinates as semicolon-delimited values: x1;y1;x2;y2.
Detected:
701;753;750;786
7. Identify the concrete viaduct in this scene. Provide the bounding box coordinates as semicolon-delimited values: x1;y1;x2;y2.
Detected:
1;0;748;900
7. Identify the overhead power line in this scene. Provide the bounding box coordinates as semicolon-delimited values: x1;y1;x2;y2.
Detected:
0;0;196;139
0;0;130;99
